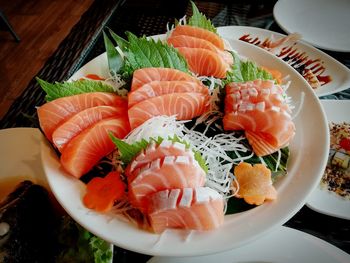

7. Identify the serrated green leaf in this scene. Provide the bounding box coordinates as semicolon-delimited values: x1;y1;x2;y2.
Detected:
225;52;273;84
103;31;123;75
36;77;115;102
108;28;129;51
109;134;150;164
188;1;217;33
124;31;189;73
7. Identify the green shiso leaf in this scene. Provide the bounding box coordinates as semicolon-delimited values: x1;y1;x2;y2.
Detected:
109;134;151;164
36;77;115;102
225;52;273;84
188;1;217;33
103;29;189;79
124;32;188;74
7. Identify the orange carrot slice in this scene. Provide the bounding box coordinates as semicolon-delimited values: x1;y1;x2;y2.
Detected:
83;171;126;212
232;162;277;205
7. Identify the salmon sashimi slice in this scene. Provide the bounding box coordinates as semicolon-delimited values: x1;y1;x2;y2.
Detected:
176;47;230;78
128;80;209;108
223;109;295;156
126;140;195;179
131;67;202;91
223;80;295;156
170;25;225;50
167;35;233;65
128;92;209;129
128;155;206;212
148;187;224;233
232;162;277;205
60;116;130;178
37;92;126;142
52;105;127;152
225;80;289;113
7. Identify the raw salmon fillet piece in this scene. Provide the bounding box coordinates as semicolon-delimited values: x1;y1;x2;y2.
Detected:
170;25;224;50
131;68;201;91
60;116;130;178
128;80;209;108
52;105;127;152
148;187;224;233
126;140;195;179
128;92;208;129
177;47;230;78
167;35;233;65
37;92;126;141
128;155;206;212
223;80;295;156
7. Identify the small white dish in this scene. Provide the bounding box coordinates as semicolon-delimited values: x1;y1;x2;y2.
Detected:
273;0;350;52
0;127;114;262
307;100;350;220
42;36;329;257
217;26;350;97
148;226;350;263
0;128;49;192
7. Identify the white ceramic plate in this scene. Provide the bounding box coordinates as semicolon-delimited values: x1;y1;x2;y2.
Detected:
217;26;350;97
307;100;350;220
148;226;350;263
273;0;350;52
41;33;330;256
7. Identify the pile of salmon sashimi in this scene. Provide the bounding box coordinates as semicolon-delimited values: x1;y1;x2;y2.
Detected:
37;12;296;234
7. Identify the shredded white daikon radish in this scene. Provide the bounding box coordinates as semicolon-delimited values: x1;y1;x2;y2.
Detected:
104;74;128;97
124;115;186;144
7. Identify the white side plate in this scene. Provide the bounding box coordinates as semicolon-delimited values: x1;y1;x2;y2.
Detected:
274;0;350;52
217;26;350;97
148;226;350;263
307;100;350;220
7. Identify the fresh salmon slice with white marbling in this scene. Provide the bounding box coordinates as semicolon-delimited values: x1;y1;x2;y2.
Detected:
52;105;127;152
176;47;231;78
128;80;209;108
223;80;295;156
170;25;225;50
128;92;208;129
131;67;202;91
167;35;233;65
126;140;196;179
128;155;206;212
37;92;126;141
60;116;130;178
148;187;224;233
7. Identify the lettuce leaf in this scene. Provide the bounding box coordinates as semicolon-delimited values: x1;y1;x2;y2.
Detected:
225;52;273;84
110;134;208;173
36;77;115;102
188;1;217;33
56;216;112;263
